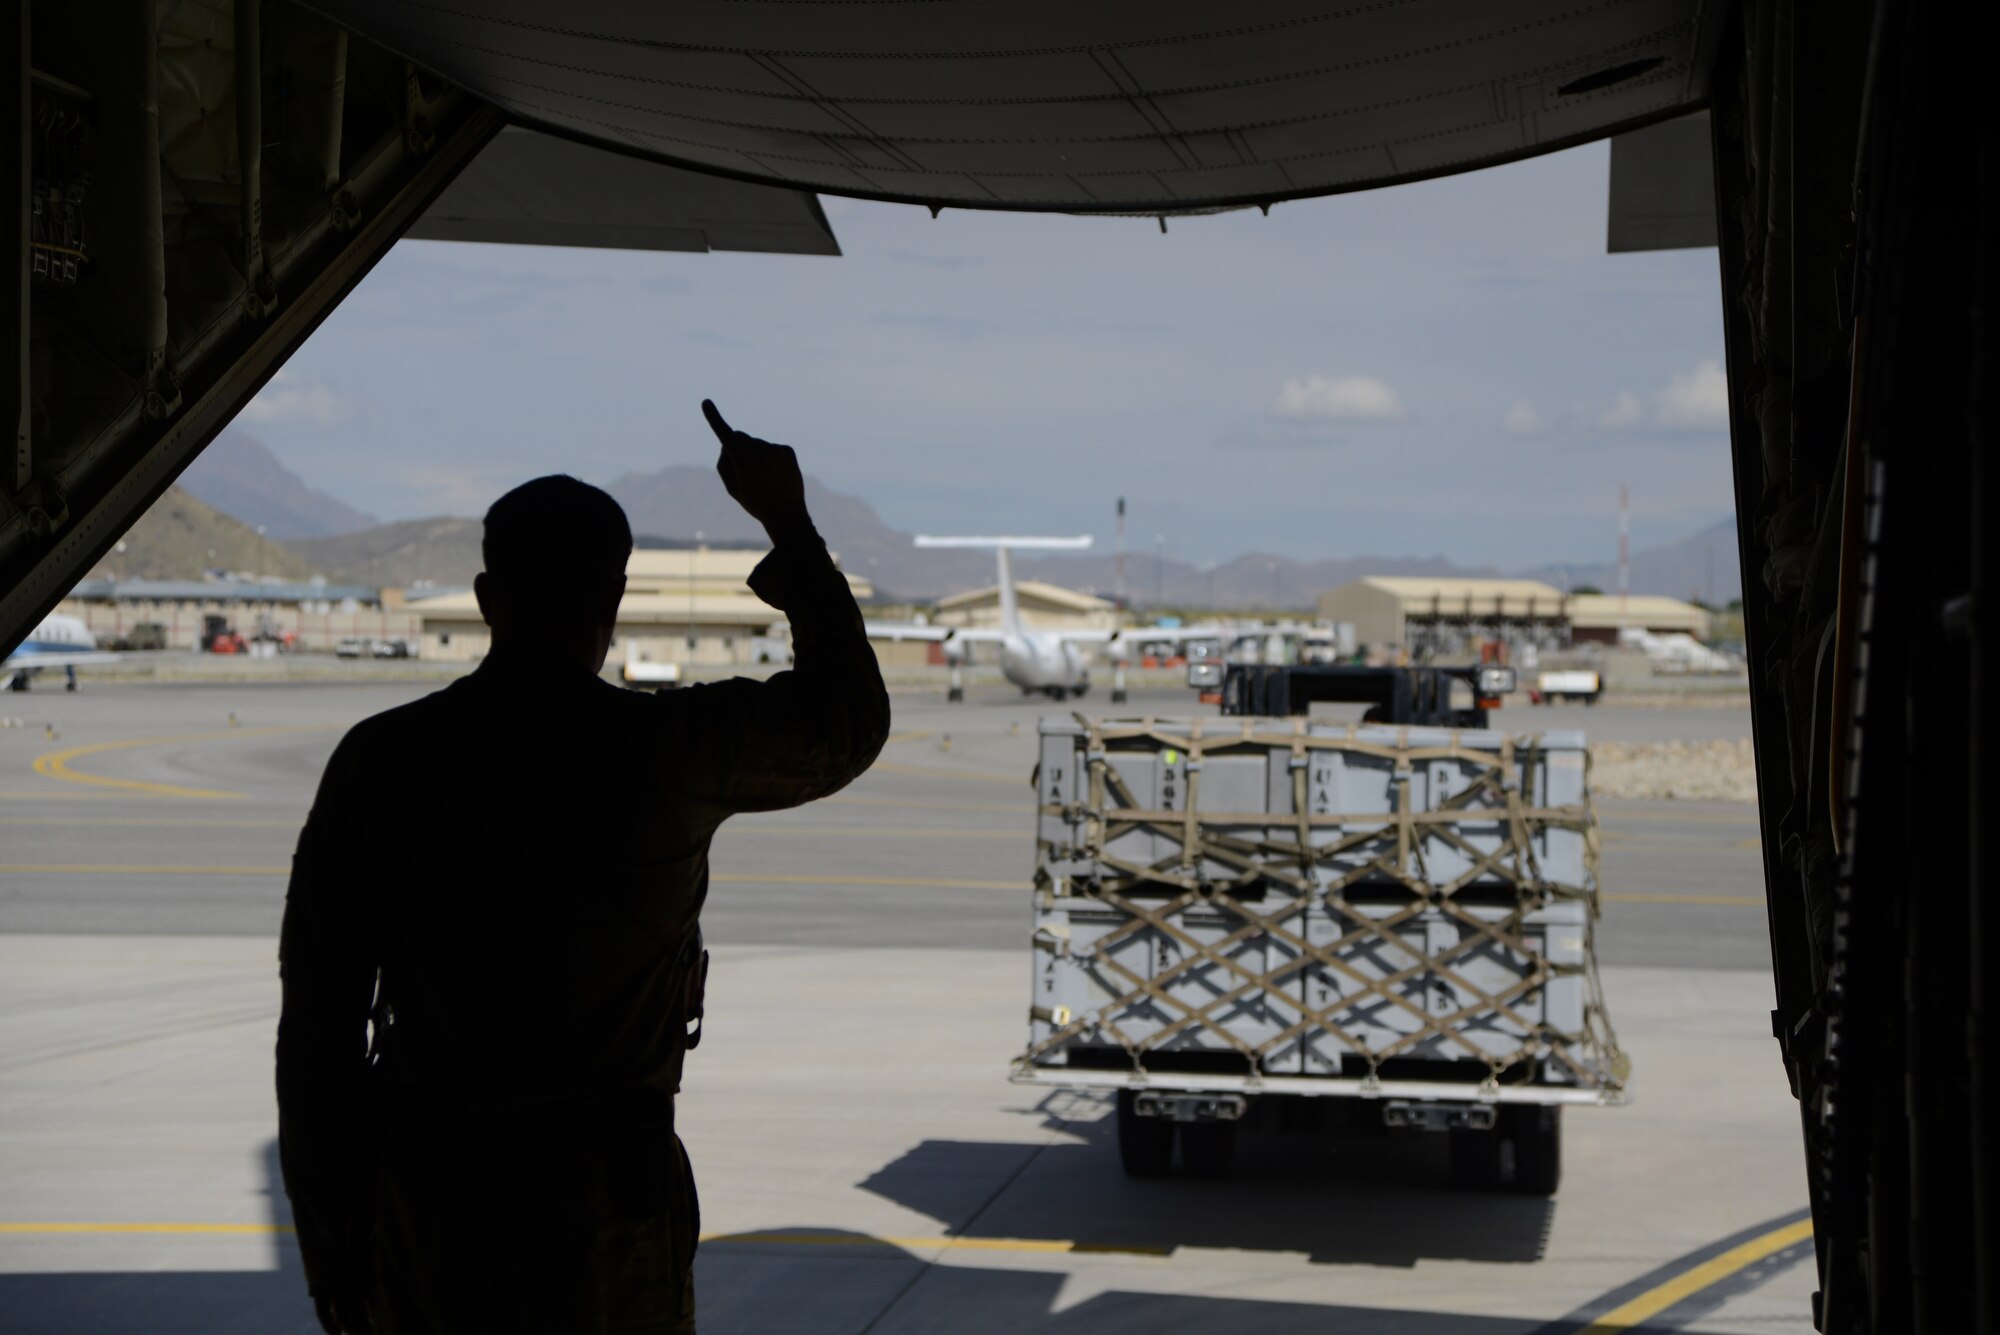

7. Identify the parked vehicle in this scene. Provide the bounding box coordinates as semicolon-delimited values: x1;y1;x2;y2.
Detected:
1533;669;1602;705
199;614;245;654
107;622;166;652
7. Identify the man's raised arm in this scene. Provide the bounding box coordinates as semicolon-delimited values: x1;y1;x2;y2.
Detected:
672;402;890;813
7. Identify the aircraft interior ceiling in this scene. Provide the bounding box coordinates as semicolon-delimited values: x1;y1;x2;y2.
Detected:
4;2;1995;1328
305;0;1718;211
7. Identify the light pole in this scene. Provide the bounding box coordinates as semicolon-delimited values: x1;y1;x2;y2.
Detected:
1154;534;1165;608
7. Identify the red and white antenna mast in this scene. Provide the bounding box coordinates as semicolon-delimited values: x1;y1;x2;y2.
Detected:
1114;497;1127;609
1618;483;1630;616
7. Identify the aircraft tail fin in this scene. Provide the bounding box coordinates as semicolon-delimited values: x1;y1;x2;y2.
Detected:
995;544;1020;636
912;535;1093;640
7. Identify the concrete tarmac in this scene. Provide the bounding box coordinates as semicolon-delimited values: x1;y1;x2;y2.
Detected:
0;679;1803;1332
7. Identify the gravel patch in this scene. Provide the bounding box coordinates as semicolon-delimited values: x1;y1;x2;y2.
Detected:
1591;738;1759;802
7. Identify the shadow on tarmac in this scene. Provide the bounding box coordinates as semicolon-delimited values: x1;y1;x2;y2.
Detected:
0;1141;321;1335
858;1096;1556;1267
0;1139;1776;1334
697;1230;1562;1334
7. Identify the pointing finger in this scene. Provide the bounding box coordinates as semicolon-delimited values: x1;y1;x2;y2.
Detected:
701;399;735;446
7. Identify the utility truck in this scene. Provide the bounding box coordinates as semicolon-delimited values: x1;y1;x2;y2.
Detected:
1012;663;1626;1194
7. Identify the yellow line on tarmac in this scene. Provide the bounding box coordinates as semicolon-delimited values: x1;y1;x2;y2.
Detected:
713;872;1020;891
1600;832;1765;851
0;864;291;876
0;1222;295;1236
0;865;1755;902
723;825;1015;841
703;1230;1168;1257
1576;1217;1814;1333
824;793;1021;814
31;725;338;800
1603;891;1764;907
864;761;1024;786
0;1221;1163;1257
0;816;303;829
0;866;1018;887
0;790;127;801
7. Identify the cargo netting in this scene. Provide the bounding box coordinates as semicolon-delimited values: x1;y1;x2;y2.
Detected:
1023;717;1629;1094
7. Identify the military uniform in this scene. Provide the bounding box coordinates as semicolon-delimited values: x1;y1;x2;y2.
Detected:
276;531;888;1332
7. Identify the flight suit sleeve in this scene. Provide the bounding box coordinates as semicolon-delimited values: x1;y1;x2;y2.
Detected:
672;524;890;814
275;728;382;1310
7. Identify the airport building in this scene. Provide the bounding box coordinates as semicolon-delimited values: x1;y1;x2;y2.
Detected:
932;580;1118;634
1566;594;1712;643
410;545;872;669
58;578;414;651
1316;576;1571;657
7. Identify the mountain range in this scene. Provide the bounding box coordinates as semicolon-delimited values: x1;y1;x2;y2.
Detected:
178;431;377;539
1521;517;1740;606
91;486;316;582
112;439;1744;607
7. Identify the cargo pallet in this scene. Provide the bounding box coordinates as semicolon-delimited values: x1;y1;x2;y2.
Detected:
1012;664;1627;1194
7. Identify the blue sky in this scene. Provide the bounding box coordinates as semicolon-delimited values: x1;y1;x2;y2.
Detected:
244;138;1732;569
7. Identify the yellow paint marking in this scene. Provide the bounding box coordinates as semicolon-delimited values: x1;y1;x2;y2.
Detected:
865;761;1024;786
1604;891;1764;907
1600;831;1764;849
703;1230;1168;1257
0;865;290;876
31;726;338;800
825;794;1021;814
0;816;304;829
1577;1217;1813;1333
0;867;1012;887
0;864;1755;903
714;872;1019;891
722;825;1015;841
0;1222;294;1236
0;790;128;801
0;1221;1163;1257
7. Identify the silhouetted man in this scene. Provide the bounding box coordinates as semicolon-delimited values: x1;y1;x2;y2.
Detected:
277;403;889;1334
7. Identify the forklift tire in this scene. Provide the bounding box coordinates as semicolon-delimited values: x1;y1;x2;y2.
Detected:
1071;685;1089;699
947;687;964;703
1178;1120;1237;1178
1116;1090;1175;1178
1110;689;1128;704
1448;1127;1502;1190
1500;1105;1561;1196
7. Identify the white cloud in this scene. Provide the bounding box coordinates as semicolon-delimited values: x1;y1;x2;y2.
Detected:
1657;359;1731;430
1273;374;1403;421
1595;362;1730;433
241;369;349;427
1501;402;1545;436
1599;391;1644;429
408;465;511;512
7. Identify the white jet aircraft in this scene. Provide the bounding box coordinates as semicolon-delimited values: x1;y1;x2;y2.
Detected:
3;613;119;691
871;536;1139;703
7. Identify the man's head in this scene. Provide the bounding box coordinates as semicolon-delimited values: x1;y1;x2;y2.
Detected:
474;476;632;663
